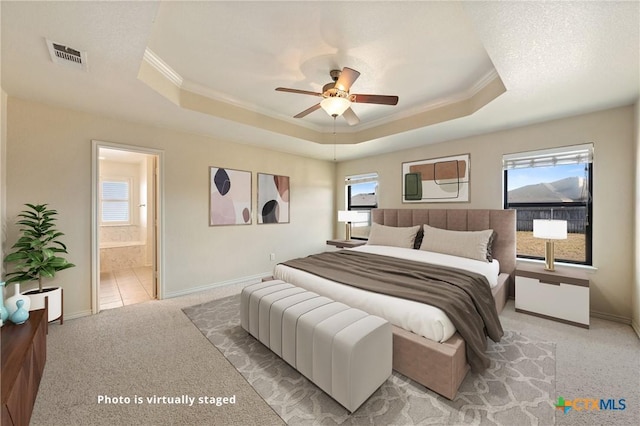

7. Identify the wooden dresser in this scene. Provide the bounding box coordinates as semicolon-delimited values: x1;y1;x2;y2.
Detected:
1;308;48;426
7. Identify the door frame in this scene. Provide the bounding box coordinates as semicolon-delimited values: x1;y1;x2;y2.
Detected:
91;140;165;314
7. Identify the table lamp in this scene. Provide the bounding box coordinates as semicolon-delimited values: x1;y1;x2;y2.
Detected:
533;219;567;271
338;210;365;241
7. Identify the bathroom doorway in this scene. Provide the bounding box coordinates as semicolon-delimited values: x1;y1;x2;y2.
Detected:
91;141;163;313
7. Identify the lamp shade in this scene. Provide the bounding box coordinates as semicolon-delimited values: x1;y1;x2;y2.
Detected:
320;97;351;117
338;210;365;223
533;219;567;240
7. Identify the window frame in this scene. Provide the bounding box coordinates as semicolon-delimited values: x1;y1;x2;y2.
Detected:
345;173;378;240
99;177;133;226
503;160;593;266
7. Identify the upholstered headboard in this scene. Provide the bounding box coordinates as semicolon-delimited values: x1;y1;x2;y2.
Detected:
371;209;516;278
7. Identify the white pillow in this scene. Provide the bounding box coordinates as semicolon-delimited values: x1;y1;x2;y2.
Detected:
367;223;421;249
419;224;494;262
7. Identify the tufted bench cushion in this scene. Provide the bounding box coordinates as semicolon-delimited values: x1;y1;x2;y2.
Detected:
241;279;392;412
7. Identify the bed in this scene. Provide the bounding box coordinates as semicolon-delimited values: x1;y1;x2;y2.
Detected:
274;208;516;399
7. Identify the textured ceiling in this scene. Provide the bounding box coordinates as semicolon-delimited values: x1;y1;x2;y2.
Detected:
146;1;497;130
1;1;638;161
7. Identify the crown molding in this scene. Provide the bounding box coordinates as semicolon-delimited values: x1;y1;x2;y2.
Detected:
143;48;183;87
356;68;502;132
180;79;325;133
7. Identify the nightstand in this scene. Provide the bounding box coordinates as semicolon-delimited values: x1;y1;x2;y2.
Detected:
326;239;367;249
515;263;590;328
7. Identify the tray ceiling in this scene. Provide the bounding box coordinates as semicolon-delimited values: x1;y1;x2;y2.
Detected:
1;1;638;160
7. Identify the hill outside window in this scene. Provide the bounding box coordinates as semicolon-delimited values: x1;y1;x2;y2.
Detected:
346;173;378;239
503;144;593;266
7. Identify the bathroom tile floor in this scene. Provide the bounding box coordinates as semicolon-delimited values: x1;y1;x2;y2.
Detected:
99;266;154;310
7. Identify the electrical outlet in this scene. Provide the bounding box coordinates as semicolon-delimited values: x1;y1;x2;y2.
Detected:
270;253;276;261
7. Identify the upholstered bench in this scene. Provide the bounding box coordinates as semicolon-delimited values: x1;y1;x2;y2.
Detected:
240;280;392;412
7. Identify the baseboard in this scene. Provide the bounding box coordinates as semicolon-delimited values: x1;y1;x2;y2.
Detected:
591;310;632;325
163;272;272;299
632;320;640;340
62;310;93;321
61;274;270;320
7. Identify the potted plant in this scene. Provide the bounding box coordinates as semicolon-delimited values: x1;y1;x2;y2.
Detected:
3;203;75;323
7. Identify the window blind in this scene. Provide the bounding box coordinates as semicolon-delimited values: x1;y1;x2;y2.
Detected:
503;143;593;170
102;202;130;222
345;173;378;184
102;181;129;200
101;180;130;223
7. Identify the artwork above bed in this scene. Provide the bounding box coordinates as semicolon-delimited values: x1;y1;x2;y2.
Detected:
402;154;470;203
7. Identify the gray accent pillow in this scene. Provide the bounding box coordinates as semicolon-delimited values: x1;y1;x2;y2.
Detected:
367;223;421;249
420;224;494;263
486;231;497;262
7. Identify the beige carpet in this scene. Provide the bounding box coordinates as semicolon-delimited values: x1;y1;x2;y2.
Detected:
30;283;284;426
29;281;640;426
500;304;640;426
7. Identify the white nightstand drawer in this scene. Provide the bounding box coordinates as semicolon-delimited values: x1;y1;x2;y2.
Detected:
515;276;589;327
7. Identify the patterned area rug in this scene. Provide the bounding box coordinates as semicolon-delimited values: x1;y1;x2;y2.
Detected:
183;296;556;425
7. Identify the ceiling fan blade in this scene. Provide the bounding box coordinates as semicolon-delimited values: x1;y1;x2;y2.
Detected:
276;87;323;97
351;94;399;105
342;107;360;126
334;67;360;92
293;103;322;118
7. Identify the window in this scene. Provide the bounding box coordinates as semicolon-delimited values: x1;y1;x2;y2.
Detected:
503;144;593;265
346;173;378;239
100;178;132;225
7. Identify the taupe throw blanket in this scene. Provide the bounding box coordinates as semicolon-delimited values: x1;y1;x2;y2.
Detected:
281;250;504;373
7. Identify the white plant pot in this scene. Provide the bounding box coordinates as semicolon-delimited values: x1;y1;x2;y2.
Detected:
23;286;62;323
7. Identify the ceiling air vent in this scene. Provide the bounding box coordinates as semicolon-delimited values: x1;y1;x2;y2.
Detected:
46;39;87;71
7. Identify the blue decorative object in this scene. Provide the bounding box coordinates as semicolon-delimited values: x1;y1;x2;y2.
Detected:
4;283;30;317
0;282;8;325
10;299;29;325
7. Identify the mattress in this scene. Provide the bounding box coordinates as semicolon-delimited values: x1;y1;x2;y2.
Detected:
273;244;500;343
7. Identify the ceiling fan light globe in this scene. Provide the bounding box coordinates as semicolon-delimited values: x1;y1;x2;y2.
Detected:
320;97;351;117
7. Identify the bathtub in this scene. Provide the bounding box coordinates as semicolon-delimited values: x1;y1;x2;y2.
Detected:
100;241;147;272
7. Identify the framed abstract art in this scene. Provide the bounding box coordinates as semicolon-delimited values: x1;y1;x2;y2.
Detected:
402;154;470;203
209;167;252;225
258;173;290;224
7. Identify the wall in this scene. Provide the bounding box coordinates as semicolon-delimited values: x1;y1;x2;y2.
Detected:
5;97;335;318
0;89;6;279
634;100;640;337
337;105;635;321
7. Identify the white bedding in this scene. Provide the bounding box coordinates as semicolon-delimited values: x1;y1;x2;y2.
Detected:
273;245;500;343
